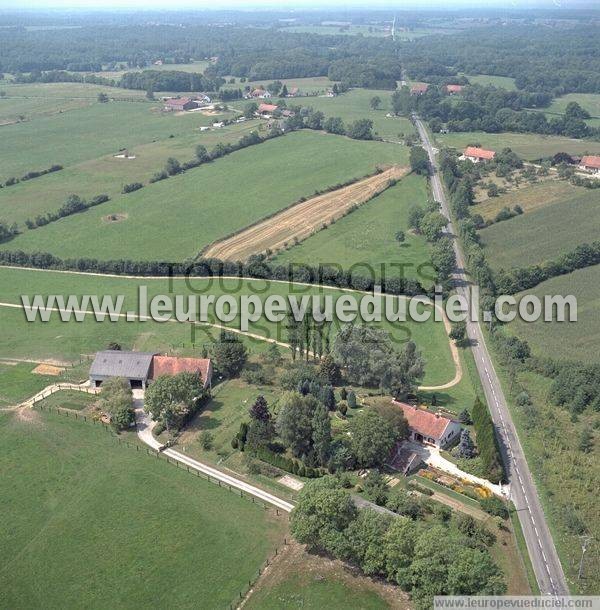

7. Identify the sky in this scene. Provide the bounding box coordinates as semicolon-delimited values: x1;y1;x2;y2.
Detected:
0;0;587;9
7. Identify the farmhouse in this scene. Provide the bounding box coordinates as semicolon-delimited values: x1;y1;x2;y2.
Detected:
150;355;213;389
410;83;428;95
461;146;496;163
446;84;463;95
288;87;299;97
89;351;213;389
248;88;272;99
164;97;195;111
392;400;462;449
257;103;278;116
579;155;600;175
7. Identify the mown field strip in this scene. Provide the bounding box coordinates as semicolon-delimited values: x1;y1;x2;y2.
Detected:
202;165;409;261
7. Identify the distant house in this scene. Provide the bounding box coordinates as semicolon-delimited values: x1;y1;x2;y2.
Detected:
194;93;212;104
445;84;463;95
257;103;278;116
410;83;428;96
164;97;195;111
212;121;225;128
392;400;462;449
579;155;600;175
90;351;213;389
150;356;213;389
281;109;295;118
461;146;496;163
249;89;272;99
288;87;299;97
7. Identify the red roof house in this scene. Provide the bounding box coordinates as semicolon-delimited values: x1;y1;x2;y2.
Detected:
150;356;213;388
257;103;278;115
462;146;496;163
410;83;428;95
164;97;195;111
580;155;600;174
392;400;462;448
446;84;463;94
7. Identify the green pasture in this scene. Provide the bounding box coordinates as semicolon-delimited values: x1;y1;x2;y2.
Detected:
0;100;228;182
273;174;433;283
545;92;600;119
0;266;456;387
464;74;517;90
509;264;600;363
0;119;262;226
0;409;284;609
1;131;408;261
0;361;56;407
479;187;600;270
435;131;600;160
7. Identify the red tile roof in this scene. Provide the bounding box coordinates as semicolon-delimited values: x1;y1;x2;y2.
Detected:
150;356;212;386
392;400;456;440
258;103;278;113
581;155;600;169
165;97;192;107
446;84;463;93
410;83;428;93
464;146;496;160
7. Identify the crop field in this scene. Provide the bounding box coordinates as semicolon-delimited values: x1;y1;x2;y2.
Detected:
473;180;582;221
0;120;262;226
0;100;230;183
0;409;285;610
479;187;600;270
435;131;600;160
0;267;457;388
1;131;409;261
203;165;409;261
233;89;415;141
273;174;433;282
509;264;600;363
464;74;517;90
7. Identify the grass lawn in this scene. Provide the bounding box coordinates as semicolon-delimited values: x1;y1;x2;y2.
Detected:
37;389;97;411
479;187;600;270
1;131;408;261
464;74;517;90
272;174;432;282
0;409;286;609
509;264;600;363
435;131;600;160
0;99;228;183
473;179;581;221
0;267;457;387
0;119;262;226
0;362;56;407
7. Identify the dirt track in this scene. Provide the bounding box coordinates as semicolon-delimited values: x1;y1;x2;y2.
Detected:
202;165;409;262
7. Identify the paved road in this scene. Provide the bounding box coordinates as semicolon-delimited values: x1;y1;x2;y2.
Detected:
414;116;569;596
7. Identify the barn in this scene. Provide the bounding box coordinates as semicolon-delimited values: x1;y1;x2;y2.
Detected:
89;351;155;389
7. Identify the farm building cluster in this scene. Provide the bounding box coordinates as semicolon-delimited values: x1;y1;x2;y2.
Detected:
163;94;212;111
89;350;213;389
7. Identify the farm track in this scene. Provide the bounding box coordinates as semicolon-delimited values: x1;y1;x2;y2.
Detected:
202;165;409;261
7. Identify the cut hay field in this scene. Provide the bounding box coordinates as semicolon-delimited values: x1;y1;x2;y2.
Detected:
224;76;336;93
0;100;226;183
479;188;600;271
0;409;285;610
0;131;408;261
435;131;600;160
0;120;262;226
273;174;433;282
464;74;517;90
473;180;583;221
0;266;457;388
509;264;600;363
203;165;409;261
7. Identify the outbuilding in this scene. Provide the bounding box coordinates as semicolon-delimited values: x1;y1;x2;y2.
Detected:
90;351;156;389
